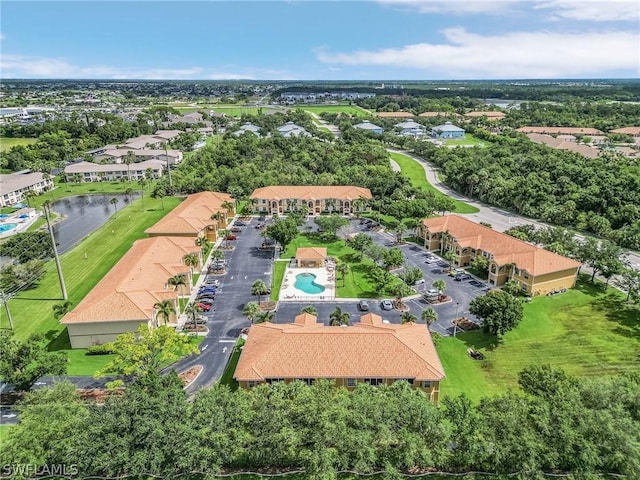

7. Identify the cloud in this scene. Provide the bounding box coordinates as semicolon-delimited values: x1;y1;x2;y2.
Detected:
315;28;640;78
378;0;640;21
0;54;291;79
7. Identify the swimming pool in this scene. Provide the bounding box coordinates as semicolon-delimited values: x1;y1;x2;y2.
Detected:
0;223;18;233
294;273;326;294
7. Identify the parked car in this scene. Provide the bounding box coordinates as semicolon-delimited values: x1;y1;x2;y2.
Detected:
357;300;370;311
230;226;242;233
198;289;216;295
414;278;426;285
454;273;472;282
197;302;212;311
225;234;237;241
258;215;266;221
185;317;207;325
254;222;265;229
380;299;394;311
450;268;465;277
204;278;220;286
235;221;247;226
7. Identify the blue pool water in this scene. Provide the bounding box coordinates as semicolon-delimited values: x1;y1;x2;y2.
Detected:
0;223;18;233
295;273;325;294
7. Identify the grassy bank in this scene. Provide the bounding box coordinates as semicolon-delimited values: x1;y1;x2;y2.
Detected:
436;278;640;402
0;137;37;152
389;151;479;214
1;195;183;375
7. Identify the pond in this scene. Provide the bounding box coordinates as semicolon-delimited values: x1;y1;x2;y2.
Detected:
51;193;139;254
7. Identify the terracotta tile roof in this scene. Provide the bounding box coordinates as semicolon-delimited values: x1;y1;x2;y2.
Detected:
145;191;233;236
234;317;445;382
294;313;319;325
419;111;458;117
295;247;327;261
465;111;506;119
250;186;372;201
422;215;581;276
517;126;604;135
609;126;640;136
376;111;414;118
526;133;601;159
61;237;199;324
359;312;383;325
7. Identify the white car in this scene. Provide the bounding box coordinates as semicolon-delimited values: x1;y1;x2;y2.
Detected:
380;299;394;311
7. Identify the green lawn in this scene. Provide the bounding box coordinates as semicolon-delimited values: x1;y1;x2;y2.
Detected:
443;134;486;147
389;152;479;214
280;234;384;298
303;105;370;117
218;339;244;391
0;195;183;375
436;278;640;402
271;261;288;301
0;137;37;152
209;106;263;117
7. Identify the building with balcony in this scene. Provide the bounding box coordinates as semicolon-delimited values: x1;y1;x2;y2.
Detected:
420;215;581;295
63;159;165;183
249;185;372;216
234;312;445;402
0;171;54;207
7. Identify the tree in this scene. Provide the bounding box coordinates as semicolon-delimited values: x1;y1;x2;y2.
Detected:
182;252;200;274
503;279;521;296
580;238;622;283
469;255;489;277
210;248;224;263
195;234;208;258
615;268;640;302
400;311;417;324
183;303;201;334
124;187;134;204
124;151;135;182
315;214;349;239
382;247;404;271
300;305;318;316
243;301;261;324
329;306;350;326
392;223;407;244
221;200;234;215
0;332;67;391
251;279;268;305
255;310;275;324
336;262;350;287
432;279;446;297
168;274;187;302
96;325;198;378
110;197;119;216
469;290;524;338
151;185;166;209
52;300;72;319
443;250;458;271
422;307;438;328
153;299;175;326
349;233;373;259
265;218;299;251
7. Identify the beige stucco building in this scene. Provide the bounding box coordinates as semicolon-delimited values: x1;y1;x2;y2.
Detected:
250;185;372;216
420;215;581;296
234;312;445;402
61;236;201;348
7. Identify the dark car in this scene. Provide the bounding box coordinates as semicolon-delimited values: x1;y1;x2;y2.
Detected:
258;215;266;221
357;300;370;311
198;288;216;295
230;226;242;232
235;221;247;226
454;273;472;282
469;280;486;288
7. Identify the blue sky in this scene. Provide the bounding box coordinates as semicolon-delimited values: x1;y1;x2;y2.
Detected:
1;0;639;79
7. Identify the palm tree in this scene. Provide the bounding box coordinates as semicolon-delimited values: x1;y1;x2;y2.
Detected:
182;253;200;275
153;300;175;327
243;302;261;324
125;187;134;204
138;178;146;210
393;223;407;244
432;280;446;300
336;262;350;287
195;234;208;257
24;190;37;208
255;310;275;324
184;303;201;334
393;284;406;309
443;250;458;271
221;200;234;216
219;229;230;248
52;301;72;319
124;151;135;182
168;274;187;304
300;305;318;316
400;311;417;324
210;249;225;263
110;197;119;216
251;279;268;305
421;308;438;329
329;306;350;326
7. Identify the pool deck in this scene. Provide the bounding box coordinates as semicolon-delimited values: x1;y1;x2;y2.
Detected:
0;209;39;238
279;266;336;301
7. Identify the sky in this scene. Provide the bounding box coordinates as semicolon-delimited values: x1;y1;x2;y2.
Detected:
1;0;639;80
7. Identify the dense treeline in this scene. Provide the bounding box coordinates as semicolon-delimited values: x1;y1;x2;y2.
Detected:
3;367;639;479
416;134;640;249
503;101;640;131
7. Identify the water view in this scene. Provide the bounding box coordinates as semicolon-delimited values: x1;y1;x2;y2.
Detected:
51;193;139;254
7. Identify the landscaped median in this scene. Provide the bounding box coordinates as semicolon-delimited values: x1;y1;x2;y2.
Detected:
0;195;183;375
435;277;640;402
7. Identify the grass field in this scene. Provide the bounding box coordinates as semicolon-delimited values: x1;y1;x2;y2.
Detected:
271;261;288;301
0;195;183;375
436;278;640;402
0;137;37;152
389;152;479;214
303;105;371;117
218;339;244;391
443;134;486;147
280;234;389;298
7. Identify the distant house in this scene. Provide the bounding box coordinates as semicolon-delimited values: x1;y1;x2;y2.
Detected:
92;148;183;166
395;120;426;137
232;123;261;137
525;133;601;159
609;126;640;137
276;121;309;138
353;120;383;134
0;171;55;207
464;111;506;121
517;126;604;136
61;236;201;348
63;159;165;183
376;111;414;118
234;312;445;402
431;121;465;139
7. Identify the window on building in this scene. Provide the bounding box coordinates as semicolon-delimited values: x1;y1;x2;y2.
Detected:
523;273;529;279
422;381;432;389
266;378;284;384
296;378;315;386
364;378;384;386
247;381;257;388
395;378;414;385
346;378;356;387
